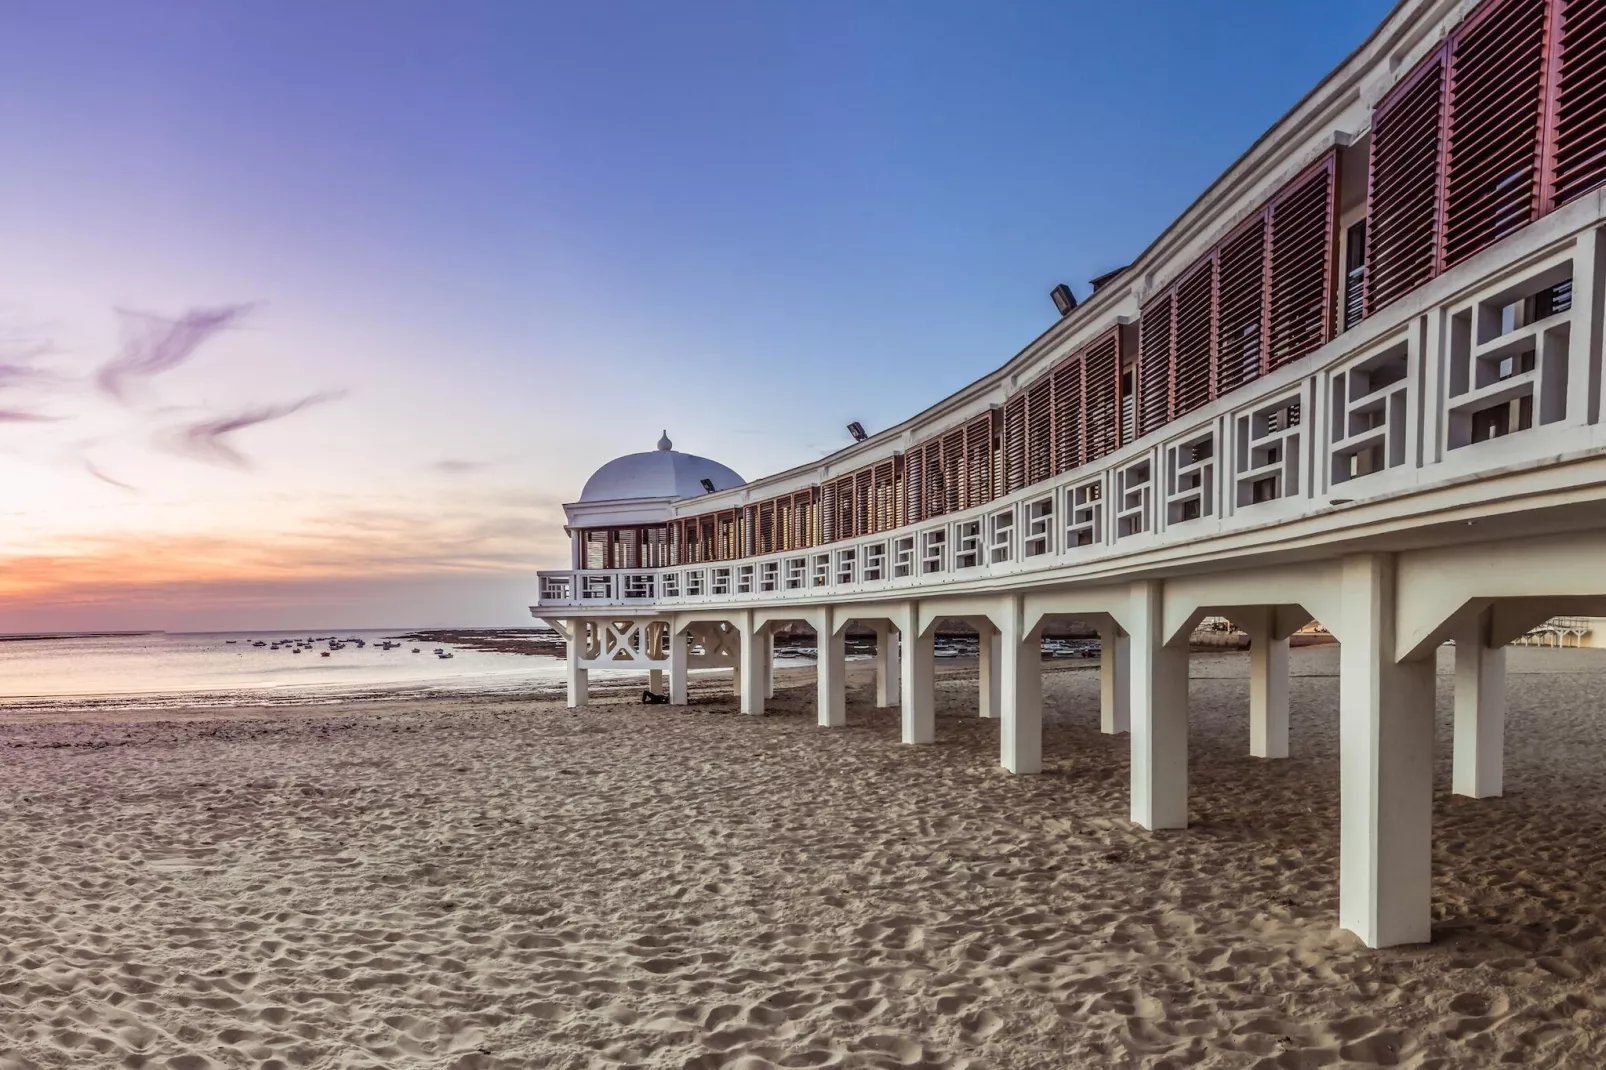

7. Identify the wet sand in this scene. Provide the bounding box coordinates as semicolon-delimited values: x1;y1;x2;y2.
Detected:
3;644;1606;1068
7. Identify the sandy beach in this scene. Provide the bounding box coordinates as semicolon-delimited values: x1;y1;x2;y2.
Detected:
4;644;1606;1068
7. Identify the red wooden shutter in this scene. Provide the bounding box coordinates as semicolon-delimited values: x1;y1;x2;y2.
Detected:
962;416;992;508
1172;259;1216;418
1443;0;1550;268
904;445;925;524
820;481;839;543
1025;375;1053;486
757;499;775;555
851;468;872;537
1268;155;1336;369
1002;392;1027;493
1082;330;1121;462
800;489;819;547
1051;353;1083;473
940;430;964;515
1215;214;1267;395
1138;292;1173;436
1549;0;1606;207
1366;47;1448;316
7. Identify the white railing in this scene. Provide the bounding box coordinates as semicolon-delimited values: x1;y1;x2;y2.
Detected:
538;206;1606;613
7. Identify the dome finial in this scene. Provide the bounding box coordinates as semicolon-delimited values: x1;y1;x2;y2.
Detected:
657;430;672;452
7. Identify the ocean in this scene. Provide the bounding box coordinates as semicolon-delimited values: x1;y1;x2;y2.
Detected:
0;630;570;713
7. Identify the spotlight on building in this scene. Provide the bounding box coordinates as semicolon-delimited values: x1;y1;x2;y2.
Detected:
699;478;717;494
847;421;868;442
1051;283;1078;316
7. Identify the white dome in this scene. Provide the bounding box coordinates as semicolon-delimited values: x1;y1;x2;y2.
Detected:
578;432;745;503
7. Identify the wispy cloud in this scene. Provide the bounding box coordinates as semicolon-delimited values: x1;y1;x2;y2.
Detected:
81;459;138;492
0;409;60;423
429;458;495;474
96;304;254;402
159;389;346;468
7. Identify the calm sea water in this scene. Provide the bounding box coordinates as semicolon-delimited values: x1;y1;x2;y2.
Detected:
0;630;569;712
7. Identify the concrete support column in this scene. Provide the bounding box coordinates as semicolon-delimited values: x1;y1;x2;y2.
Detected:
1129;581;1189;830
738;619;766;716
566;619;589;709
901;607;935;745
1099;626;1130;734
668;626;688;706
1245;609;1290;759
978;629;1001;720
1453;613;1505;799
875;624;901;708
817;607;847;728
1339;553;1435;948
998;599;1042;774
764;631;776;699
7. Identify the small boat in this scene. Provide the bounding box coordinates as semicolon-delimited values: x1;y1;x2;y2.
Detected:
293;649;302;654
437;652;454;659
226;640;237;644
321;652;331;657
433;648;444;654
412;648;420;653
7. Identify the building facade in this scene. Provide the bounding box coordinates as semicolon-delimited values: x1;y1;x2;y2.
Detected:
536;0;1606;948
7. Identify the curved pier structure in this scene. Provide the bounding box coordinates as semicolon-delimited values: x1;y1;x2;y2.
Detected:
536;0;1606;947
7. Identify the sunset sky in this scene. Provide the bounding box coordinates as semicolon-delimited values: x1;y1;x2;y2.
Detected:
0;0;1392;632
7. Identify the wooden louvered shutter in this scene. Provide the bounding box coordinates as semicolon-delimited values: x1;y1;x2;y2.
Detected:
905;446;925;524
757;499;775;555
941;431;964;515
851;469;872;537
1172;260;1216;418
1025;376;1053;486
1083;331;1121;462
963;415;992;508
1547;0;1606;207
1216;215;1267;395
1268;156;1336;369
836;475;856;541
1366;48;1448;316
871;461;896;531
1051;354;1083;473
1138;292;1173;436
1003;392;1028;493
803;489;820;547
924;440;944;519
820;481;838;543
1442;0;1549;269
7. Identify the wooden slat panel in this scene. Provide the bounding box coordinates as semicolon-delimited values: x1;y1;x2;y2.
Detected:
1172;259;1215;418
1366;47;1448;315
962;414;993;509
1551;0;1606;204
1215;215;1266;394
940;430;964;515
1051;352;1083;473
1268;156;1336;369
1083;330;1121;462
1138;291;1173;437
1443;0;1550;267
1025;375;1053;487
1002;392;1028;493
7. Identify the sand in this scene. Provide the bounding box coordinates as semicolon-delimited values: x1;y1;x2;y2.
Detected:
4;644;1606;1069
